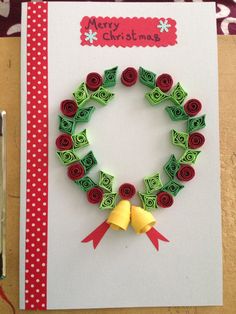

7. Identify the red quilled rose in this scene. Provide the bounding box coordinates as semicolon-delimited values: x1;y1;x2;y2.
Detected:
177;164;195;182
55;133;73;150
87;187;104;204
188;132;205;149
156;73;173;92
156;192;174;208
119;183;136;200
86;72;103;91
67;162;85;181
121;67;138;87
60;99;78;117
184;99;202;116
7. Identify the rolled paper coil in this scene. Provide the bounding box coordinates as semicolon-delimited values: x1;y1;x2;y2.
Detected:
184;98;202;116
60;99;78;117
170;82;188;106
156;73;173;92
86;72;103;91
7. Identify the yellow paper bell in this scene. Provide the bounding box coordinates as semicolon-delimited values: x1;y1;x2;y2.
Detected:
131;205;156;234
107;200;131;231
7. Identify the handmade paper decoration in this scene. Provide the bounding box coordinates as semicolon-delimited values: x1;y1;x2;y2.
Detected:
98;171;114;192
80;151;97;172
171;129;189;149
103;66;118;88
139;66;156;88
74;106;95;123
56;133;73;151
118;183;136;200
56;66;206;251
156;192;174;208
60;99;78;117
99;192;117;210
179;149;201;164
75;176;97;192
165;105;189;121
87;187;104;204
82;200;169;250
156;73;173;92
107;200;131;230
121;67;138;87
177;164;195;181
161;179;184;196
86;72;103;91
164;154;180;179
56;149;79;165
144;173;163;194
138;192;158;211
58;115;76;134
91;86;114;105
67;162;85;180
145;87;169;105
187;115;206;133
72;129;89;149
73;82;90;107
170;82;188;106
184;98;202;116
188;132;205;149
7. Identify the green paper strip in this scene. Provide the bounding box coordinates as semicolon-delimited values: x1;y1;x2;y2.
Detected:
99;192;117;210
98;171;114;192
139;67;156;89
144;173;163;194
179;149;201;164
145;87;169;106
164;154;180;179
170;83;188;106
80;151;97;173
161;180;184;196
91;86;114;106
74;106;95;123
165;105;189;121
139;192;158;211
171;129;189;149
72;129;89;149
56;149;79;165
58;115;76;135
187;115;206;133
75;176;97;192
103;66;118;88
73;82;90;107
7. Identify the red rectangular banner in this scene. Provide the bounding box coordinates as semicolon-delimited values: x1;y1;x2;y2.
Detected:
80;16;177;48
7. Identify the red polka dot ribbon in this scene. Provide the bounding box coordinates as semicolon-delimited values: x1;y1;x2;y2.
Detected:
25;2;48;310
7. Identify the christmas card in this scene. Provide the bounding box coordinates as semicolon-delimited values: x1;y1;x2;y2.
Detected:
20;1;222;310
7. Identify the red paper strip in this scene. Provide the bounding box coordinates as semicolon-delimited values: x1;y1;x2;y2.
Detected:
25;2;48;310
0;286;16;314
80;16;177;48
82;221;110;249
146;227;169;251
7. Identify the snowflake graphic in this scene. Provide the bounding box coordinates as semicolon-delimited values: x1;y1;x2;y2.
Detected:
84;29;98;44
157;19;171;33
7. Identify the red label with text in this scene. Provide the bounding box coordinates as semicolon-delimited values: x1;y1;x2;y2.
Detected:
80;16;177;48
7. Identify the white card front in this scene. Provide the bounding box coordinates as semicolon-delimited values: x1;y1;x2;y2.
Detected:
20;2;222;310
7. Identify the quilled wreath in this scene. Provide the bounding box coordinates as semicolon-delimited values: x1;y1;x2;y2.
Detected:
56;66;206;250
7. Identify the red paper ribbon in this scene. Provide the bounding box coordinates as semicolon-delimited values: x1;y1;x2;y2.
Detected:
81;220;110;249
0;286;16;314
146;227;169;250
82;222;169;251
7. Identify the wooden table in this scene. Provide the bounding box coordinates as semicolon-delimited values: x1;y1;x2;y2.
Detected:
0;36;235;314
